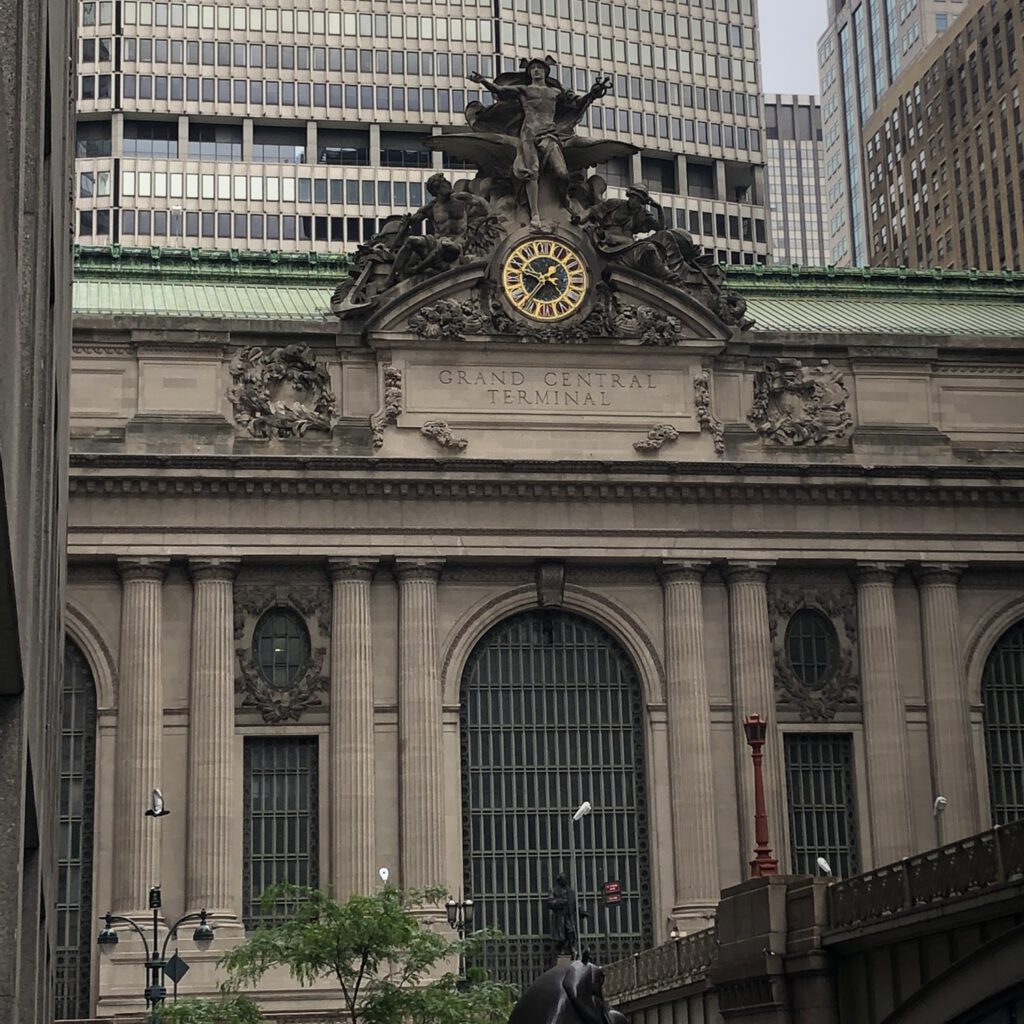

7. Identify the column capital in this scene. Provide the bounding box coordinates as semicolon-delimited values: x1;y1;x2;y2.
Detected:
328;557;379;583
117;557;170;583
659;560;711;585
724;561;774;585
187;557;240;583
914;562;968;586
394;557;445;583
854;561;905;585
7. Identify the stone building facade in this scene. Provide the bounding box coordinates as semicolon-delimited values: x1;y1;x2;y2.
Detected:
62;244;1024;1019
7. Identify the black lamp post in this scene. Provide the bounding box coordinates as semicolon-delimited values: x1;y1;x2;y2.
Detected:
445;896;475;989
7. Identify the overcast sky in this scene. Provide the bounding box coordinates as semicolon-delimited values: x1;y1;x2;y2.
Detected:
757;0;830;96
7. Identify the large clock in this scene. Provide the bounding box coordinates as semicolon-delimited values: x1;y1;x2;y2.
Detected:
501;238;589;322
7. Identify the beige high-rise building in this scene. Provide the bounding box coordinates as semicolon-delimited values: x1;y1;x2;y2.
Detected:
864;0;1023;271
0;2;75;1023
818;0;967;266
74;0;769;263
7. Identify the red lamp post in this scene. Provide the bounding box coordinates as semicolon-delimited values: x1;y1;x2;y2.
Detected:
743;713;779;878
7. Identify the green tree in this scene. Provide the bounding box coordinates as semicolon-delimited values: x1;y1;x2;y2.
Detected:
154;994;266;1023
218;885;517;1024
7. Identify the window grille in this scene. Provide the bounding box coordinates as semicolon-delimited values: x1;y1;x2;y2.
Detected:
55;641;97;1020
784;733;859;877
982;621;1024;825
460;611;652;989
252;608;310;690
784;609;838;687
243;737;319;928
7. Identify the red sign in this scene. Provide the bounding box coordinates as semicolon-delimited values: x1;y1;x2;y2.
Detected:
602;880;622;905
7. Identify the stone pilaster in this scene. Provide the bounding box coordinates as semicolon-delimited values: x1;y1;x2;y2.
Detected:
395;558;446;889
855;563;914;864
328;557;379;898
726;563;786;873
660;561;718;928
185;558;240;920
112;557;169;914
916;563;979;842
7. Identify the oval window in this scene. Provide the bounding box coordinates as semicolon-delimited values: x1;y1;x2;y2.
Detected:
784;608;838;687
252;608;310;690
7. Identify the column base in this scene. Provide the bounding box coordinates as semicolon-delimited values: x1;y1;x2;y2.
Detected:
670;903;718;936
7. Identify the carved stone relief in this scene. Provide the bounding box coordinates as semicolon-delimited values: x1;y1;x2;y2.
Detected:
633;424;680;452
226;344;337;439
694;370;724;454
536;562;566;607
409;298;488;342
370;364;403;450
234;582;330;722
748;358;853;446
767;585;860;721
420;420;468;450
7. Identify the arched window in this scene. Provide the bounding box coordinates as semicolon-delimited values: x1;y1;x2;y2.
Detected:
785;608;839;687
55;640;97;1020
982;620;1024;825
252;607;310;689
460;610;652;988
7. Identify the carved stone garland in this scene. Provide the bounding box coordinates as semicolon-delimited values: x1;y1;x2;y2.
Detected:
767;585;860;721
694;370;724;454
634;424;680;452
420;420;469;450
370;364;403;450
748;358;853;446
234;583;331;723
226;344;337;439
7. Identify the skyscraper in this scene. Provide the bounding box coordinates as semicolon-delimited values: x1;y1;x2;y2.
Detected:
75;0;769;263
763;94;829;266
818;0;967;266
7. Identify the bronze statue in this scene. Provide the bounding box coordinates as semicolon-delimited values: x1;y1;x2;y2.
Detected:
508;961;627;1024
546;873;586;955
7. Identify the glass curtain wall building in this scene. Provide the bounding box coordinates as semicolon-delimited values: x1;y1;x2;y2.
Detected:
818;0;966;265
75;0;769;263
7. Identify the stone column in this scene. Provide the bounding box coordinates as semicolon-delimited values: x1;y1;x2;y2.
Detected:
112;557;169;914
916;564;979;843
726;563;786;873
395;559;446;890
185;558;239;920
328;558;379;898
660;561;718;929
855;563;914;865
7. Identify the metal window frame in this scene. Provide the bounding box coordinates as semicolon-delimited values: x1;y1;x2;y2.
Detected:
982;621;1024;825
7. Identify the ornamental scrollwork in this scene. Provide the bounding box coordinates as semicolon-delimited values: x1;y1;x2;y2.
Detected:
748;358;853;446
633;424;679;452
408;298;488;342
421;420;469;450
370;364;403;450
767;585;860;721
227;344;336;439
694;370;724;454
233;582;330;723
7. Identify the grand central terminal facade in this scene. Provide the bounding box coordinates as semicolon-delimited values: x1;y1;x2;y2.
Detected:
58;66;1024;1019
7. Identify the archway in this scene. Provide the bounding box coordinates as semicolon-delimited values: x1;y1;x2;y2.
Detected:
981;619;1024;824
459;609;653;988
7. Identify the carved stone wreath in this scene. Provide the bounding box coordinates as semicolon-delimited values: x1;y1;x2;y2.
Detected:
227;344;337;439
748;358;853;446
767;586;860;721
234;583;330;722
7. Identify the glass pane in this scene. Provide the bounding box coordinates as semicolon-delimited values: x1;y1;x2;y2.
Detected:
252;608;310;689
784;609;837;687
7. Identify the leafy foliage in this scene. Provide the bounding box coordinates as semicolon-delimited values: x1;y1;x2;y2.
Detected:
218;885;517;1024
153;994;266;1023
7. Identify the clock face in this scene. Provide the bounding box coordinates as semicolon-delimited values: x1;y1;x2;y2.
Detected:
501;238;589;322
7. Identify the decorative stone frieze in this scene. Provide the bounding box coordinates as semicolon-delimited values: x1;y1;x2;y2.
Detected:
226;344;337;439
694;370;725;454
233;581;330;722
420;420;468;450
748;358;853;445
370;364;403;450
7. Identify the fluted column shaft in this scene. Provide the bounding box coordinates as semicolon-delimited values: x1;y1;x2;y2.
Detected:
185;559;239;917
113;557;169;914
856;564;914;863
661;562;718;923
917;564;979;842
726;563;786;872
328;558;378;898
396;559;446;889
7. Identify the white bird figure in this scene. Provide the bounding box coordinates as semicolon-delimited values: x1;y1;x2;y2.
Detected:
572;801;593;821
378;867;390;884
933;795;948;817
815;856;833;876
145;788;169;817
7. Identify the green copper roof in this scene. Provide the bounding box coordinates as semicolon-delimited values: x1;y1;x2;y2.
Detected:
73;246;1024;336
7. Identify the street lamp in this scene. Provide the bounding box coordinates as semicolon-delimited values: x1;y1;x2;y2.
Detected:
568;800;592;960
742;714;779;878
445;896;475;990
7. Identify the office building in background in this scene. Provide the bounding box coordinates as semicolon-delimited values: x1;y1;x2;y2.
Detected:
763;94;829;266
818;0;966;266
865;0;1022;270
75;0;769;263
